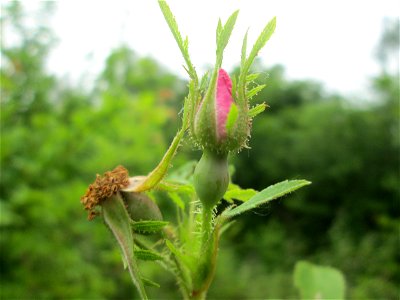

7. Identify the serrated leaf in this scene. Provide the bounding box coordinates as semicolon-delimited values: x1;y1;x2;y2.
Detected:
217;10;239;58
246;73;260;83
241;29;248;69
244;17;276;75
231;75;237;101
131;220;169;234
248;103;267;118
224;184;257;203
158;1;197;82
225;103;238;134
134;249;164;261
165;240;192;291
182;96;190;127
199;71;209;93
102;195;148;299
183;36;189;52
216;19;222;44
247;84;266;99
238;17;276;103
294;261;346;299
223;180;311;218
141;277;161;288
166;240;190;267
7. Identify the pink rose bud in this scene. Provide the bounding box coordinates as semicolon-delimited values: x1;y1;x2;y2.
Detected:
193;68;249;154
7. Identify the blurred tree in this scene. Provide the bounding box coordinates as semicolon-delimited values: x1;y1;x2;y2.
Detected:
0;2;185;299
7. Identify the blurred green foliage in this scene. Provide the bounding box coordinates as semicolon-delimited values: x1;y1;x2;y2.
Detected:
294;261;346;299
1;3;399;299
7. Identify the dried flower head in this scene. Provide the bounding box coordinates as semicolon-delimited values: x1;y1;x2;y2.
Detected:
81;165;130;220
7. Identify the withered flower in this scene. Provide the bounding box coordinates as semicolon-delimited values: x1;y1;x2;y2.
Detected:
81;165;130;220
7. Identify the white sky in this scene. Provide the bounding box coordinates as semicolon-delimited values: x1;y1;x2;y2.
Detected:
34;1;400;95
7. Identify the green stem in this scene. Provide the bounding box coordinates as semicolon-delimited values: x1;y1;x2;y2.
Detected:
201;207;213;248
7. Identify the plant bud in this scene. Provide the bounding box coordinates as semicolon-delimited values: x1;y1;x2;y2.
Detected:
193;69;249;154
193;150;229;209
121;192;163;221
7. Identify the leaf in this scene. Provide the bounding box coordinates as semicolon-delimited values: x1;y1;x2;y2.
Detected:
224;184;257;203
131;220;169;234
166;160;197;183
167;191;185;210
248;103;267;118
217;10;239;59
166;240;185;263
241;30;248;70
216;19;223;45
134;249;164;261
244;17;276;75
158;1;197;82
102;195;148;299
165;239;192;286
294;261;346;299
141;277;161;288
223;180;311;218
225;103;239;134
231;75;237;102
124;129;185;192
157;181;194;194
247;84;266;99
246;73;260;83
199;71;209;90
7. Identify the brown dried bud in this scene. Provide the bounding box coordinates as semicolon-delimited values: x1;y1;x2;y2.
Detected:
81;165;130;220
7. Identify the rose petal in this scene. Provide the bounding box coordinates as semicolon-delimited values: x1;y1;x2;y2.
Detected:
216;69;233;139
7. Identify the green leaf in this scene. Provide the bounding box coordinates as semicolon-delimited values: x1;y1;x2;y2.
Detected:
102;195;148;299
141;277;161;288
165;239;189;264
224;184;257;203
294;261;346;299
246;73;260;83
166;160;197;183
248;103;267;118
158;1;197;82
223;180;311;218
225;103;239;134
199;71;210;93
216;19;223;45
126;129;185;192
134;249;164;261
244;17;276;75
168;191;186;210
157;180;194;194
131;220;169;234
247;84;266;99
231;75;237;102
217;10;239;60
165;239;192;287
241;30;248;70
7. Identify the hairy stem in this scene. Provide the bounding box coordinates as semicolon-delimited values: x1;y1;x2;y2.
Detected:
201;207;213;248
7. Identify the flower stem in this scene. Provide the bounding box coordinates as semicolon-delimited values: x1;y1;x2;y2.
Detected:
201;207;213;248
